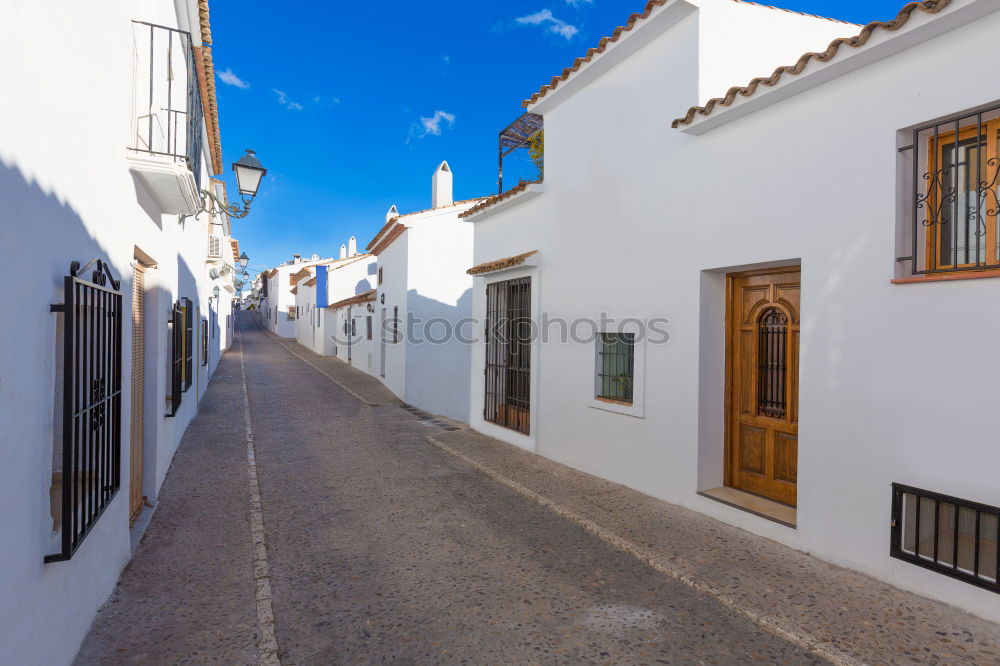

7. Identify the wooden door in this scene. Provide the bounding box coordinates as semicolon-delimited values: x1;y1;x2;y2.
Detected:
726;268;800;507
129;265;146;523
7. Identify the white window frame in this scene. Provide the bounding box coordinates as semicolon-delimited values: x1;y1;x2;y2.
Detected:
587;319;645;418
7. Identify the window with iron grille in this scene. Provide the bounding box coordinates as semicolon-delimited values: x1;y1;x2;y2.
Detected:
393;306;399;343
182;298;193;392
287;305;297;320
378;266;383;285
201;318;208;366
901;104;1000;275
484;277;531;434
167;301;183;416
596;333;635;403
47;260;123;562
366;315;373;340
891;484;999;593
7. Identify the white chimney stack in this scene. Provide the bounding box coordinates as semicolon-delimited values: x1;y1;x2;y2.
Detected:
431;161;453;208
386;205;398;222
348;236;357;257
339;244;347;260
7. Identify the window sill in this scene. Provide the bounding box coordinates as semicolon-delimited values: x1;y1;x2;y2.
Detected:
594;396;633;406
588;396;643;418
892;269;1000;285
699;487;796;528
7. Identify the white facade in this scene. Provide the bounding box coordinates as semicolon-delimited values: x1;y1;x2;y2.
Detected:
0;0;242;663
466;0;1000;623
256;255;331;338
291;252;377;357
368;163;485;422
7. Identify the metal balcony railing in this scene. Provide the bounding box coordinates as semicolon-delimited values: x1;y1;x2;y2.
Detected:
130;21;205;189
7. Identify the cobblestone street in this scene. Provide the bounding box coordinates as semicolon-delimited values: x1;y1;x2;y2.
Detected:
75;314;823;664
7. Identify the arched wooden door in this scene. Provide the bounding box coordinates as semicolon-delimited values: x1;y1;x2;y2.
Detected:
726;268;800;507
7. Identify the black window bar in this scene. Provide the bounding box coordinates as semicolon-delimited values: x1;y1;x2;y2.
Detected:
201;318;208;366
596;333;635;402
484;277;531;434
182;298;193;391
167;301;183;417
393;306;399;343
47;260;123;563
905;103;1000;275
891;483;1000;593
758;308;788;419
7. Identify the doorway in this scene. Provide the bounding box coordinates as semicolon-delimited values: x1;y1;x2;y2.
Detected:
726;268;800;507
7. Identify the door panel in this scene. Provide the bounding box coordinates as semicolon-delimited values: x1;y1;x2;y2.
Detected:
129;265;145;523
727;269;800;507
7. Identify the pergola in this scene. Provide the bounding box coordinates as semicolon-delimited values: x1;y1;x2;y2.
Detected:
497;112;543;193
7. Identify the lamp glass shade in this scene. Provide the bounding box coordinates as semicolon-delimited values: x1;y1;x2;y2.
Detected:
232;149;267;197
238;252;249;269
212;286;221;298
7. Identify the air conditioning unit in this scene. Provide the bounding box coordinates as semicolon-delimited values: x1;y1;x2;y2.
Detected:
208;234;222;259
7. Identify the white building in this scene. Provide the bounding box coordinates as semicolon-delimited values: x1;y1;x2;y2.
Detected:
291;247;377;357
367;162;486;422
257;253;329;338
0;0;245;663
464;0;1000;623
328;289;378;369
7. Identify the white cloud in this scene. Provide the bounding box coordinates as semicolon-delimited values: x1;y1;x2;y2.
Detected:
565;0;593;6
515;9;579;40
271;88;303;111
407;110;456;143
217;67;249;89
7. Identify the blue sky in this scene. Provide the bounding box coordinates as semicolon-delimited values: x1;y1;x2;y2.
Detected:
210;0;908;281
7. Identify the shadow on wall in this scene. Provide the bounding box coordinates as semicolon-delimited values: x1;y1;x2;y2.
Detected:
0;157;133;653
402;287;473;423
353;278;373;295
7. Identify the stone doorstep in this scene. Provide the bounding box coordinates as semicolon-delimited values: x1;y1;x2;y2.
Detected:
425;429;1000;666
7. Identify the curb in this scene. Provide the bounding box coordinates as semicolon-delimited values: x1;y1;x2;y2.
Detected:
425;433;866;666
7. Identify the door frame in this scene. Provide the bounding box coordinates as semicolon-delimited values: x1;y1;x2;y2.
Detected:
723;265;801;494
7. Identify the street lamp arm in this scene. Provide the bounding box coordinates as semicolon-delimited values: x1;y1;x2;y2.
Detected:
199;188;253;219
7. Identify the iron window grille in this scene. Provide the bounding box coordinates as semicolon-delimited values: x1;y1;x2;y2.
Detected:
596;333;635;403
484;277;531;434
366;315;373;340
377;267;383;286
393;306;399;343
182;298;193;391
167;301;183;416
129;22;205;189
351;318;356;336
47;260;123;562
201;318;208;366
758;308;788;419
902;103;1000;275
891;483;999;593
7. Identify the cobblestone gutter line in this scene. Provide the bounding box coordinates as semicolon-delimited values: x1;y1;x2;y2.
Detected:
425;434;864;666
239;328;282;666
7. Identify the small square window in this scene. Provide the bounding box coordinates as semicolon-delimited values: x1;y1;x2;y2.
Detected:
596;332;635;404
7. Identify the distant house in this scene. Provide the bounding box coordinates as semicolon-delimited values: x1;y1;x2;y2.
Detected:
366;162;487;422
291;242;377;357
328;289;378;369
463;0;1000;624
256;254;330;338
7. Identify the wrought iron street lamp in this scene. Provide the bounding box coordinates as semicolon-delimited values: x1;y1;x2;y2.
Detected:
238;252;249;269
212;286;221;299
194;149;268;219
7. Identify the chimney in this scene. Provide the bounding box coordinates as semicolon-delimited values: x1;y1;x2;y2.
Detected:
431;161;452;208
339;244;347;260
293;253;301;263
348;236;357;257
386;205;398;222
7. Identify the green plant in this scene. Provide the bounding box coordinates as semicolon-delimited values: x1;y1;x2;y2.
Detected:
527;130;544;180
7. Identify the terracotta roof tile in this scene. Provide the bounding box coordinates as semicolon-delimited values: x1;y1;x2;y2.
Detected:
459;180;541;219
671;0;949;128
304;276;317;287
467;250;539;276
327;289;377;310
522;0;855;109
195;1;223;174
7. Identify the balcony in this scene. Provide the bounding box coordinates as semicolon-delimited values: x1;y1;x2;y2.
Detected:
126;21;205;216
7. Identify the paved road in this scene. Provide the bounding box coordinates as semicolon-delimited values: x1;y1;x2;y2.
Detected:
77;313;820;664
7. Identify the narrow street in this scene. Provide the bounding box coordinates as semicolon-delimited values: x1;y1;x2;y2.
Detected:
76;313;820;664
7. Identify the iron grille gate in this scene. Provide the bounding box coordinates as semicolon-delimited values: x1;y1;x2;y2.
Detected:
47;260;123;563
484;277;531;434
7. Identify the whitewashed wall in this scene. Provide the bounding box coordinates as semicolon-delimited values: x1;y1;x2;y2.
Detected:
469;0;1000;623
0;0;238;663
